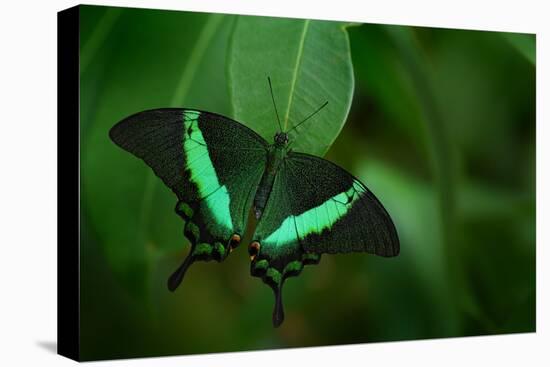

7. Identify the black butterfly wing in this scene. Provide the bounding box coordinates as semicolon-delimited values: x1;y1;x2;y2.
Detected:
250;151;399;326
284;152;399;256
109;108;269;290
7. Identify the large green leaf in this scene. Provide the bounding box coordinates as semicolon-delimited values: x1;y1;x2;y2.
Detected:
228;16;355;156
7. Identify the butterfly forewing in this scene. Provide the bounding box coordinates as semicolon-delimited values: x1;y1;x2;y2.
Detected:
109;108;269;289
286;152;399;255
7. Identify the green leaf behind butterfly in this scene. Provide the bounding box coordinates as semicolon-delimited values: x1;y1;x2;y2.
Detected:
501;32;536;65
228;16;355;156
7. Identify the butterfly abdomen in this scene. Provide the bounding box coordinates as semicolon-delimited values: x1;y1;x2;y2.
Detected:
253;145;287;219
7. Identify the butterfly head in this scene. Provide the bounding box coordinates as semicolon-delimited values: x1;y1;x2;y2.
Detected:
267;76;328;146
274;132;289;147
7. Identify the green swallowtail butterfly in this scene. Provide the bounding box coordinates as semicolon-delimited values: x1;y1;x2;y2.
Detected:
109;78;399;327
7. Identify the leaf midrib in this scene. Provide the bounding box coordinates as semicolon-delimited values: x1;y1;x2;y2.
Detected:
282;19;310;131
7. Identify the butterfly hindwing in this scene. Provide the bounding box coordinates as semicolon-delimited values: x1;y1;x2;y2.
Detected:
109;108;268;290
250;151;399;326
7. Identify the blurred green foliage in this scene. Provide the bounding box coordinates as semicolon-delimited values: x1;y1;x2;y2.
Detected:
79;5;535;361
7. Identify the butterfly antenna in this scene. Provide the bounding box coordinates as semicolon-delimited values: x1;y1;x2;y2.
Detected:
268;76;283;132
287;101;328;135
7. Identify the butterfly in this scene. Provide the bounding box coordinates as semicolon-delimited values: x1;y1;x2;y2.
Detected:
109;78;400;327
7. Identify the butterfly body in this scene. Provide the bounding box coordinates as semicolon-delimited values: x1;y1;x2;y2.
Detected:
253;133;289;219
110;107;399;327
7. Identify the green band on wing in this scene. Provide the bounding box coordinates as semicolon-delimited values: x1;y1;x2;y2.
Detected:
264;181;364;247
183;110;233;233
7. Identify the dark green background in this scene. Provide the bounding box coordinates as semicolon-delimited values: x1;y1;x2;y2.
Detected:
79;5;535;361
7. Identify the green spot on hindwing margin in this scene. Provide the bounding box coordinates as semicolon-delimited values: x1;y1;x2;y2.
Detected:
302;252;321;263
266;268;282;285
283;260;303;275
193;243;212;257
213;242;225;259
185;221;200;243
176;201;194;218
255;259;269;270
182;110;233;234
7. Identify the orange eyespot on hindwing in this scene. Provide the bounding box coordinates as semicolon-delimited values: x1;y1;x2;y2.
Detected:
248;241;261;261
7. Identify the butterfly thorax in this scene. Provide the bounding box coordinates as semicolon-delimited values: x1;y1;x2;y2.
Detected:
252;133;290;219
